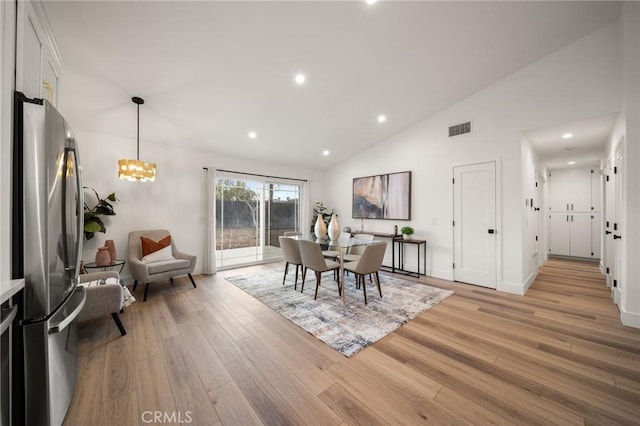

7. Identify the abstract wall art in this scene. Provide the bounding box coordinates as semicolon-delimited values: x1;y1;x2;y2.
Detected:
352;171;411;220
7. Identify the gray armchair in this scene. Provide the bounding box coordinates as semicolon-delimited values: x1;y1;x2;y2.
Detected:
128;229;197;302
78;271;126;335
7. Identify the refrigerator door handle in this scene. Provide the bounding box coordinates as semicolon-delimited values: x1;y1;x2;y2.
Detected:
0;305;18;334
49;286;86;334
69;143;83;276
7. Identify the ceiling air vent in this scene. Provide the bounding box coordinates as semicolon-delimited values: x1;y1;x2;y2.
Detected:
449;121;472;137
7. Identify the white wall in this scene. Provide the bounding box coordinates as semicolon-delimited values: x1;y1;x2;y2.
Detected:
324;20;621;295
0;1;16;282
600;2;640;328
521;136;544;290
76;129;325;282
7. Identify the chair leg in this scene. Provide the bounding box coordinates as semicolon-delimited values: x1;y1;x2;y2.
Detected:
336;272;341;297
375;272;382;298
361;274;368;304
143;283;150;302
188;273;197;288
314;271;321;300
111;312;127;336
133;280;138;291
282;262;289;285
301;267;307;293
294;264;299;290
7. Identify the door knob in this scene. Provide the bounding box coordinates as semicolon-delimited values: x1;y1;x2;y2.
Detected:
488;229;495;234
614;235;622;240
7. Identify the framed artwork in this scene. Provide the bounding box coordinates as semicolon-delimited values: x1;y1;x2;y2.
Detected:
352;171;411;220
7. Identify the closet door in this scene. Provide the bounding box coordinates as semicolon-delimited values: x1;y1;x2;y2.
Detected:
570;213;592;258
548;213;570;256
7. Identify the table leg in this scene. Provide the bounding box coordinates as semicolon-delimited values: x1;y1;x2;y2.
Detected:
340;246;345;304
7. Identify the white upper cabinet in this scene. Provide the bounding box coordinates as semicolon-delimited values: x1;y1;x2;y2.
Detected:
549;169;572;212
570;168;592;212
548;167;598;213
16;1;63;106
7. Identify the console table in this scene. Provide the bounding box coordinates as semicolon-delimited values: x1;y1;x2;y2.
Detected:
395;238;427;278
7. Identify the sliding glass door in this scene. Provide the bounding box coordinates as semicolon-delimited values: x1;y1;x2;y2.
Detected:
215;173;303;269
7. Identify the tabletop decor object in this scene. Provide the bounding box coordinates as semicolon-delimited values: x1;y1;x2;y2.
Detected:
401;226;414;240
105;239;117;262
328;213;340;240
314;214;327;239
95;246;111;267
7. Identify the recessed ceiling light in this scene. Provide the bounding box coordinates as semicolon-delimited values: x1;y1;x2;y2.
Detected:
377;115;387;123
248;131;257;139
366;0;378;4
295;73;306;85
568;161;576;165
562;133;573;139
322;150;330;156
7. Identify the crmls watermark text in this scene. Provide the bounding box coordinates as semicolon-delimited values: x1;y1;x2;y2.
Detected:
141;411;193;424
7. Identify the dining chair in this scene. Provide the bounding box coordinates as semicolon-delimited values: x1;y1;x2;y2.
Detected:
279;236;303;290
322;231;351;260
344;241;387;304
283;231;302;237
298;239;342;300
343;233;375;262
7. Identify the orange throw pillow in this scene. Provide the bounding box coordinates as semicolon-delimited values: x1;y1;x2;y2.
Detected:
141;235;171;257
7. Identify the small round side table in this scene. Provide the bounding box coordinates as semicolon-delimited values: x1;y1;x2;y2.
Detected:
83;259;126;274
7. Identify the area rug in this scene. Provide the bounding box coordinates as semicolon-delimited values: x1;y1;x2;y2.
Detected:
225;270;453;357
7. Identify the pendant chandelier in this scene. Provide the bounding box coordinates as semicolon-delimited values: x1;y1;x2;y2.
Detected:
118;96;157;182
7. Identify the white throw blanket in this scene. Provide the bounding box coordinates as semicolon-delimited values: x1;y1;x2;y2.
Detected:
79;278;136;307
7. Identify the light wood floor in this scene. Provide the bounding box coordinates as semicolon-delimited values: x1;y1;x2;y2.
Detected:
64;258;640;425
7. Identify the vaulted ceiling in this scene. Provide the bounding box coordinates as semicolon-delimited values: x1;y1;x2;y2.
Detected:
44;1;621;170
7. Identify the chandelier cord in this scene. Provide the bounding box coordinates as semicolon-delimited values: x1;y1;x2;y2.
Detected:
136;101;140;161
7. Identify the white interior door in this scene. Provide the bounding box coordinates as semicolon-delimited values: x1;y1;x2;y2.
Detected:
453;162;497;289
613;140;624;298
604;159;615;288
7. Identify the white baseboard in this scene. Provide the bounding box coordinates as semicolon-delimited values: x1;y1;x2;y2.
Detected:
500;281;525;295
614;287;621;305
428;268;454;281
621;307;640;329
523;269;538;293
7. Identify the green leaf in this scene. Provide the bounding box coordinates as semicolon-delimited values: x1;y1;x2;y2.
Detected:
84;216;105;233
106;193;117;202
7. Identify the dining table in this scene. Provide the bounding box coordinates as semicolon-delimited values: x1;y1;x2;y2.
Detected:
310;235;378;303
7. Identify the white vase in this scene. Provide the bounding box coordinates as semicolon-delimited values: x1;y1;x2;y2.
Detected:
328;214;340;240
314;214;327;239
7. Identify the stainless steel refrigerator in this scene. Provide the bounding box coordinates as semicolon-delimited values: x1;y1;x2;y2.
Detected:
12;92;85;426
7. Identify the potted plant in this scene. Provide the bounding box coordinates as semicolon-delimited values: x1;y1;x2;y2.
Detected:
83;187;118;240
400;226;414;240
